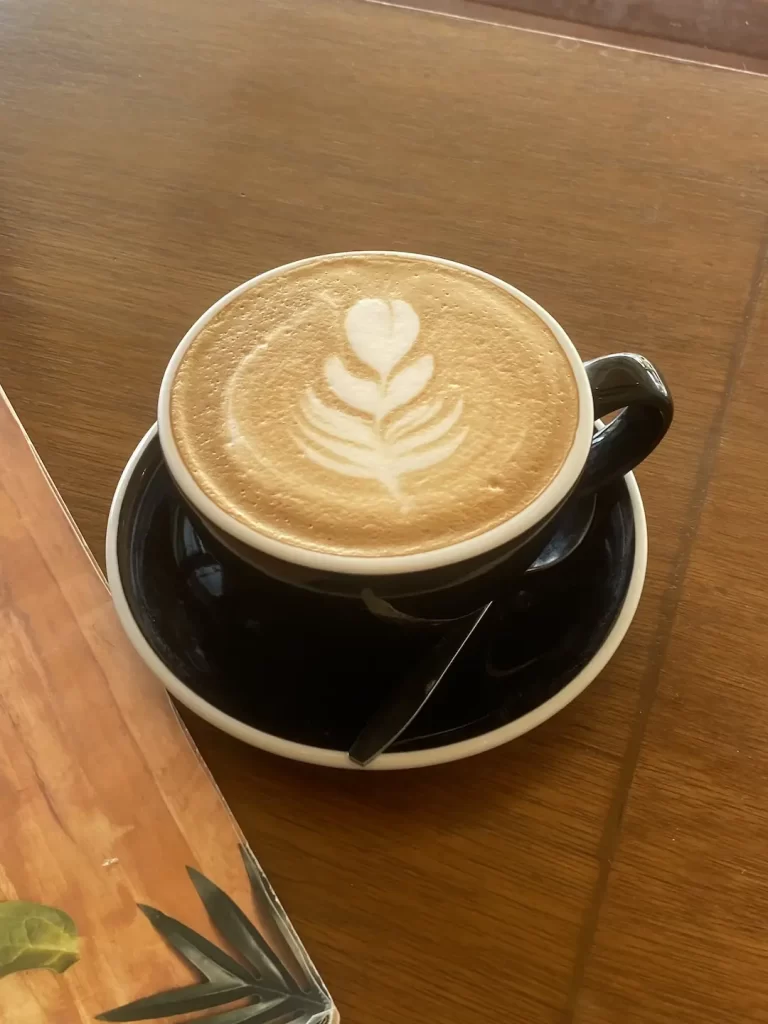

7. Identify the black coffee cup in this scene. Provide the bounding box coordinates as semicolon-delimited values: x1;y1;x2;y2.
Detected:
157;254;672;620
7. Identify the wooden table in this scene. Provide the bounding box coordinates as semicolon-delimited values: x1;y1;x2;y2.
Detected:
1;1;767;1020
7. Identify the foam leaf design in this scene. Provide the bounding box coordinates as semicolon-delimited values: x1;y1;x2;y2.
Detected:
296;297;467;502
385;399;444;441
345;298;420;377
391;399;464;455
324;356;378;415
300;391;377;448
390;430;468;475
379;356;434;419
295;441;379;481
297;425;383;470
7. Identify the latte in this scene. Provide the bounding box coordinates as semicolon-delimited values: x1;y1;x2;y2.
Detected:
168;253;580;558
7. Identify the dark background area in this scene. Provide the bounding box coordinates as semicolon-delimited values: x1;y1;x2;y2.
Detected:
474;0;768;59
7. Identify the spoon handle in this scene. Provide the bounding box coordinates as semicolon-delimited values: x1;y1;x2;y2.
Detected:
348;602;494;768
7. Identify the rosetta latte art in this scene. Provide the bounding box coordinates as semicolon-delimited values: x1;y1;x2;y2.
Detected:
294;298;467;503
168;252;580;557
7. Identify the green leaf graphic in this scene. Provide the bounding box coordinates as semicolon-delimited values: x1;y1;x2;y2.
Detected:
0;901;79;979
97;845;333;1022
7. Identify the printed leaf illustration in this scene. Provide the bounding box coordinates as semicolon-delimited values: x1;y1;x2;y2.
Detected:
0;901;79;979
97;844;334;1024
297;298;467;502
186;866;298;993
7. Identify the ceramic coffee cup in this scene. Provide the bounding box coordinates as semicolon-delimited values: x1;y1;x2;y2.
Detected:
157;253;673;619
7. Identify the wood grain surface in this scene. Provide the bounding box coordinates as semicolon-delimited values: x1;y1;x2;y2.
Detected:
576;266;768;1024
1;0;767;1021
0;390;324;1021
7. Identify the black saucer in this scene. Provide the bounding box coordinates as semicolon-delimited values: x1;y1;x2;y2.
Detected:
108;428;644;768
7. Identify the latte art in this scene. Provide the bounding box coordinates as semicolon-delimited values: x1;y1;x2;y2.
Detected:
169;253;580;557
294;298;467;504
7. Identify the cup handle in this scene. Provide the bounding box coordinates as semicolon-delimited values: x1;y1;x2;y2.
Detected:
578;353;673;494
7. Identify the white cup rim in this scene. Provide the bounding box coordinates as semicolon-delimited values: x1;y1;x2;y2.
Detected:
107;423;647;770
158;251;595;576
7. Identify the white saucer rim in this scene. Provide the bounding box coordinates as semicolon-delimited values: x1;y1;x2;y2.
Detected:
106;423;647;771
